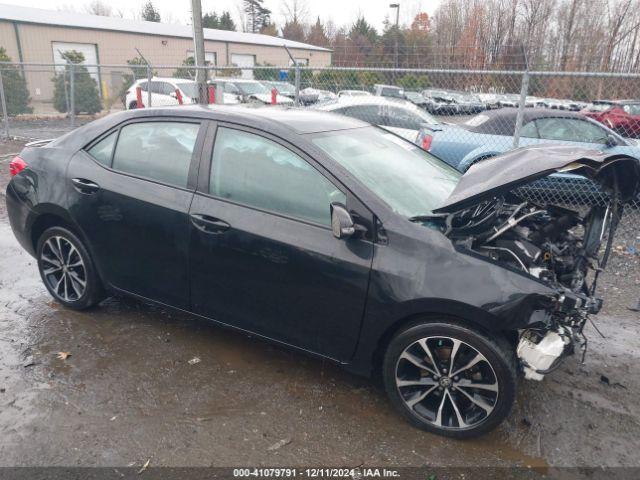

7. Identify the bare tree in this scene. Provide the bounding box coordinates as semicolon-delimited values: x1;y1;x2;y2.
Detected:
85;0;112;16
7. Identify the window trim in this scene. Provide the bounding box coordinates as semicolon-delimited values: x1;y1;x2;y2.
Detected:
197;121;348;230
82;117;206;191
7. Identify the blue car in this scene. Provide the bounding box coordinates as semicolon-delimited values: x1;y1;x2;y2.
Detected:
418;108;640;171
417;108;640;206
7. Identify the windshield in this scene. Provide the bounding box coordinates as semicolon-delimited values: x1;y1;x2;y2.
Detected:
236;82;269;95
405;92;422;101
310;127;460;218
176;82;198;98
270;82;295;95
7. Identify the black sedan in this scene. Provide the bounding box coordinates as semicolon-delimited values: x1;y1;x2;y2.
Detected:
6;106;638;438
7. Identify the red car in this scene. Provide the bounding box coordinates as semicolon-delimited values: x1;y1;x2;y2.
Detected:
582;100;640;138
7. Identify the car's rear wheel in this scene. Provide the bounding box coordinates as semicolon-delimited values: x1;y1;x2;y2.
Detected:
382;320;516;439
128;101;139;110
37;226;105;310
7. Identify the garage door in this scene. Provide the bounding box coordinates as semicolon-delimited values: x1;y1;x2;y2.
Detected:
52;42;99;83
230;54;255;79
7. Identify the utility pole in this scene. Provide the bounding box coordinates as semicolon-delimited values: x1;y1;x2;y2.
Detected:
390;3;400;69
191;0;208;104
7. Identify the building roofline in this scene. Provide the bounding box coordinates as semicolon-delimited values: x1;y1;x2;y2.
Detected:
0;3;332;53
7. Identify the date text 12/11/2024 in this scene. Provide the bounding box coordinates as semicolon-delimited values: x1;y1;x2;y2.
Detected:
232;468;401;478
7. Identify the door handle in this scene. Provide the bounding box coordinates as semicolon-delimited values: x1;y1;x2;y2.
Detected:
190;214;231;234
71;178;100;194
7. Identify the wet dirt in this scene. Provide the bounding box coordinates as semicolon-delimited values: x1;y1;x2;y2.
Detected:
1;140;639;468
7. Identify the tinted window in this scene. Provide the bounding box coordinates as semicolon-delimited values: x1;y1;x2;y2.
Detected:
87;131;117;166
210;127;345;226
536;118;608;144
138;81;148;92
336;105;383;125
223;82;240;94
384;106;423;130
112;122;200;187
520;121;539;138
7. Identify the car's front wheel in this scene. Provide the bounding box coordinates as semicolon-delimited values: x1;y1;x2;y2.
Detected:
382;319;516;439
37;226;105;310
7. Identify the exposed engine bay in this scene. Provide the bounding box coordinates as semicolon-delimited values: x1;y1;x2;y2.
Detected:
439;194;619;380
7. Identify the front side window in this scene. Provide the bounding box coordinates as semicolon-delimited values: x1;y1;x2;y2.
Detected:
335;105;383;125
520;121;539;138
112;122;200;187
87;131;117;166
210;127;345;226
311;127;460;218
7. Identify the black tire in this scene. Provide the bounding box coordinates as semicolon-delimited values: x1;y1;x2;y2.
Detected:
382;319;517;439
36;226;105;310
128;101;138;110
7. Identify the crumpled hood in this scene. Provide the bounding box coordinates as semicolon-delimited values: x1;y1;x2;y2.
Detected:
434;144;640;213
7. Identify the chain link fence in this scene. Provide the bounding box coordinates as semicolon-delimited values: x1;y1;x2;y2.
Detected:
0;61;638;255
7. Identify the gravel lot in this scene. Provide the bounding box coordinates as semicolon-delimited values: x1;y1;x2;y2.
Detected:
1;138;639;472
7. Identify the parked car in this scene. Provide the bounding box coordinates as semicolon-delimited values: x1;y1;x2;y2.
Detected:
582;100;640;138
338;90;371;97
418;108;639;172
422;89;459;114
209;78;294;105
124;77;201;109
477;93;501;109
404;91;429;109
497;94;520;108
8;106;638;438
315;96;439;142
299;87;337;104
373;84;405;99
449;92;486;114
261;81;318;106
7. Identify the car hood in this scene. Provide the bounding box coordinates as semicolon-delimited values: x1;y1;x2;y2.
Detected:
433;144;640;213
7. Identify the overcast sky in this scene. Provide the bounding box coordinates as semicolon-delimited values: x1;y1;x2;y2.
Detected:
4;0;441;31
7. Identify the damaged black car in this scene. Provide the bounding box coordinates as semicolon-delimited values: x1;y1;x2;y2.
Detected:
6;107;639;438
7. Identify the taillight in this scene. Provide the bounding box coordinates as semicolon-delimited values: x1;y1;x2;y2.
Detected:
9;156;27;176
421;134;433;150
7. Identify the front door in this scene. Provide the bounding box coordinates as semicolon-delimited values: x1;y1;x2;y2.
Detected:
68;119;205;308
189;124;373;359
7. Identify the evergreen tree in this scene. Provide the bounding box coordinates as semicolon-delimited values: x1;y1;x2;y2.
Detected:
219;12;236;31
244;0;271;33
202;11;236;31
282;20;305;42
52;50;101;115
140;1;161;22
306;17;329;47
0;48;32;115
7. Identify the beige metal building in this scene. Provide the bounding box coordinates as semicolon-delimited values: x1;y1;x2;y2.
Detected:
0;3;331;103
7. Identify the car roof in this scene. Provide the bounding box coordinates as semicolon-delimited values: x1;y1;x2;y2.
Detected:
593;99;640;105
463;108;596;135
54;105;369;150
135;77;193;84
210;78;261;83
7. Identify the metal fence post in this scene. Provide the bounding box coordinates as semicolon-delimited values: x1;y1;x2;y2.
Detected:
513;70;529;148
146;64;152;107
69;63;76;128
294;64;300;106
0;69;10;139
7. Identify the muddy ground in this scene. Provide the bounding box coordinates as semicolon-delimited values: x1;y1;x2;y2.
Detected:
1;140;639;471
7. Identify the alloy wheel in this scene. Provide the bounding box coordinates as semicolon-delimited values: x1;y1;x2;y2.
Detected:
40;235;87;302
395;336;499;430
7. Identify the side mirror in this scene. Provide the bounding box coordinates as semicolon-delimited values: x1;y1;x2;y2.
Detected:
331;203;355;239
605;133;619;148
170;92;177;99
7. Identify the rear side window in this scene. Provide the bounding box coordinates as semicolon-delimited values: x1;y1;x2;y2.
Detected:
111;122;200;188
336;105;382;125
209;127;345;226
87;131;117;166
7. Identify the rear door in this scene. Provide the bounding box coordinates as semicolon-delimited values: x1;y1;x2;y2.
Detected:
188;123;374;359
68;118;206;309
150;81;179;107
